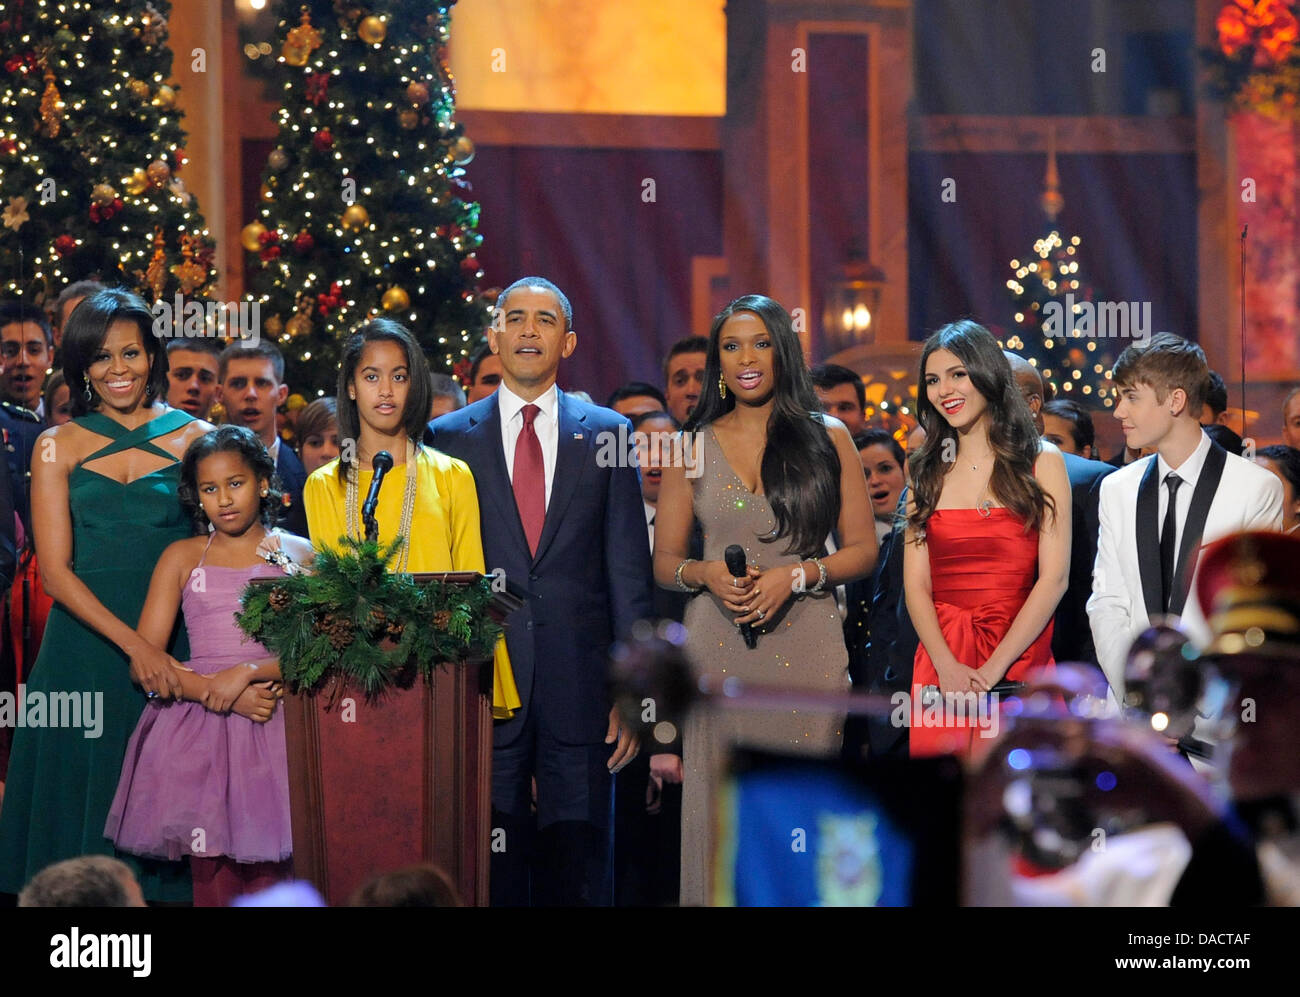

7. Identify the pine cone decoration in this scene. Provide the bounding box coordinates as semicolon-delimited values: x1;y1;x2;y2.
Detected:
368;606;387;633
269;586;290;612
432;610;451;630
385;620;406;640
315;611;355;650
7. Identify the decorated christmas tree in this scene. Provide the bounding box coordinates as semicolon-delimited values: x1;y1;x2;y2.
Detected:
0;0;216;308
242;0;489;393
1001;139;1119;410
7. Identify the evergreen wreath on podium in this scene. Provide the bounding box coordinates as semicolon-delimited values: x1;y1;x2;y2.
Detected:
236;535;502;697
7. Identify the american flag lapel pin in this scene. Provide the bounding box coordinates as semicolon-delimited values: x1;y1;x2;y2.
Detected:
573;432;584;440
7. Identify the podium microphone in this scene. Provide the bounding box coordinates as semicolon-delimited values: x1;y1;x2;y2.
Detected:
724;544;758;650
362;450;394;542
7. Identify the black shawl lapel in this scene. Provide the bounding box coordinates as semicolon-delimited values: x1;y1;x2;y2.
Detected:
1135;455;1164;620
1168;442;1226;617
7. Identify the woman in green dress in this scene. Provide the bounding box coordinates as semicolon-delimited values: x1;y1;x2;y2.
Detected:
0;289;217;901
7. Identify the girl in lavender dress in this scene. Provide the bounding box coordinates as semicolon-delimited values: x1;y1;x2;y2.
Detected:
106;425;315;907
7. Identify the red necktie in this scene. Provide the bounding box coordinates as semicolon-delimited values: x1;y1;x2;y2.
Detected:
513;403;545;556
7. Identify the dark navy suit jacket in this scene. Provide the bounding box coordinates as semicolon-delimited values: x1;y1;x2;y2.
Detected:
275;441;309;539
429;391;654;747
1055;451;1115;667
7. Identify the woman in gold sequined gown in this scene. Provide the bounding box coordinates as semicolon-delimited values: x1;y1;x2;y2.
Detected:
653;295;877;906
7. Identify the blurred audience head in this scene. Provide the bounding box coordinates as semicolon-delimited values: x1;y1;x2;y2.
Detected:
631;409;679;506
663;335;708;425
53;279;106;348
296;396;340;476
607;381;667;419
42;369;71;426
1042;398;1096;459
1003;350;1046;435
165;337;222;420
0;299;54;413
1283;386;1300;449
1255;444;1300;533
810;363;867;435
1205;370;1229;424
466;341;503;403
349;863;462;907
429;371;466;420
853;428;905;523
19;855;146;908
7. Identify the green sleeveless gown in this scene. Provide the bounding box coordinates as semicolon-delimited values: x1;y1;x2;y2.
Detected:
0;409;194;901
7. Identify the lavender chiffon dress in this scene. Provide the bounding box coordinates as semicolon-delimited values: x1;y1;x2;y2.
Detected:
105;552;291;864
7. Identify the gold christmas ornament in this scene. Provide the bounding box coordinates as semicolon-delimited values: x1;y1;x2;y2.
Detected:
406;80;430;105
91;183;118;207
240;221;268;252
260;182;274;202
146;159;171;185
358;15;387;44
170;234;207;294
287;9;324;53
151;85;176;109
381;286;410;312
143;228;167;300
268;148;289;172
398;108;419;130
128;79;151;99
341;204;369;229
286;313;312;339
209;401;226;423
39;71;65;137
125;168;149;196
283;43;309;67
264;314;285;338
450;134;475;165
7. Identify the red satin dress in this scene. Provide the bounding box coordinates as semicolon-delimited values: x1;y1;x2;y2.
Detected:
910;508;1054;757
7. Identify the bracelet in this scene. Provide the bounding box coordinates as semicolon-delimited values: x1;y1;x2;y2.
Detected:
809;557;828;593
675;558;703;593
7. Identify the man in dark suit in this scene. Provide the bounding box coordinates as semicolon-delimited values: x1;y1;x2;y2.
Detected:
215;342;308;537
1005;352;1115;667
842;488;918;761
429;277;652;906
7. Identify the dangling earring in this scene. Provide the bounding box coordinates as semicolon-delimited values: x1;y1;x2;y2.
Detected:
718;373;727;399
261;488;269;497
84;383;94;403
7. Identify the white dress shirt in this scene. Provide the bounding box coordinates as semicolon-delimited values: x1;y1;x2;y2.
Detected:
1155;430;1212;555
644;500;656;554
497;381;559;508
268;435;282;463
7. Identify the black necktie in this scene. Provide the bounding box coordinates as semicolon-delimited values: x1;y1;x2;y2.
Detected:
1160;472;1183;613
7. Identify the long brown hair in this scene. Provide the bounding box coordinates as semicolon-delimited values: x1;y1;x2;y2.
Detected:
907;320;1054;534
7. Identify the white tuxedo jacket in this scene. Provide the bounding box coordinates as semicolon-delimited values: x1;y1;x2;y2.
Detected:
1088;437;1283;700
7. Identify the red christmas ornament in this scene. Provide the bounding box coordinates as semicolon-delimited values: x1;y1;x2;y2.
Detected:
174;148;187;173
0;137;16;155
306;72;330;106
89;198;124;223
452;358;472;385
312;128;334;152
460;254;480;276
315;281;343;315
258;229;282;262
293;231;315;254
54;234;77;256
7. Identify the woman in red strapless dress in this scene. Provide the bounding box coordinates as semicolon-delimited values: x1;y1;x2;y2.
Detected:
902;321;1072;758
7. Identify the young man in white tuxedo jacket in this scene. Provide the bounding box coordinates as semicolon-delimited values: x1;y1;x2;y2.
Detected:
1088;333;1283;706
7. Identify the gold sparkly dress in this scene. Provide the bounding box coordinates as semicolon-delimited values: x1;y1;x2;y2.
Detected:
679;425;849;906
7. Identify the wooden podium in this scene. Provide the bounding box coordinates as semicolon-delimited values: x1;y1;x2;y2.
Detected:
271;573;519;907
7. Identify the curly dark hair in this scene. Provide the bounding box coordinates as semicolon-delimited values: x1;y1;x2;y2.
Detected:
178;425;283;532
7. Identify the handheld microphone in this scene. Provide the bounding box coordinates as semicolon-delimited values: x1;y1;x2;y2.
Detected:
724;544;757;650
362;450;394;522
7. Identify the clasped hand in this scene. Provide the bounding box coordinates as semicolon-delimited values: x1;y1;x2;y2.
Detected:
935;659;1005;694
704;562;795;628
